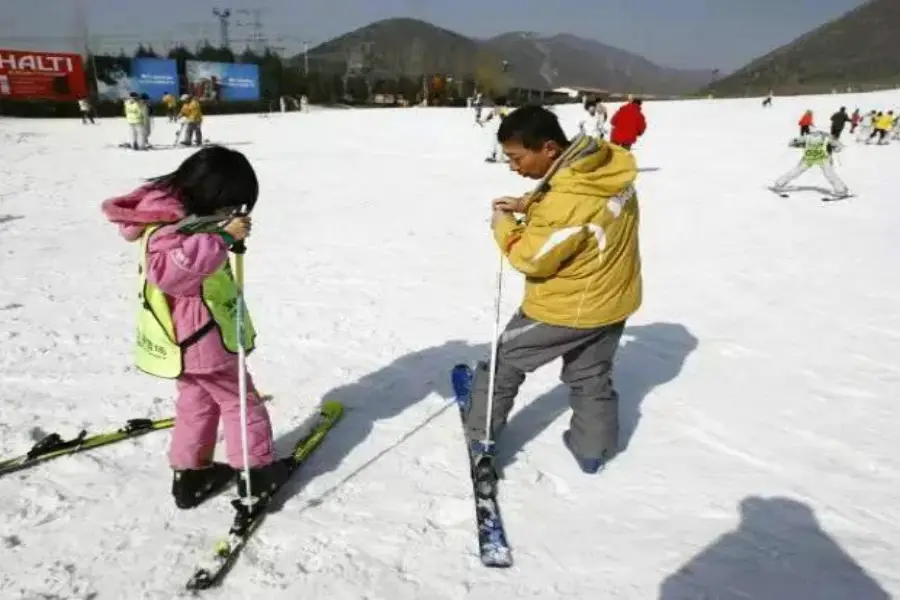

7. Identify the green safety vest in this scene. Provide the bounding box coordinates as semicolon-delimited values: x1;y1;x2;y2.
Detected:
802;136;830;165
124;100;143;124
134;225;256;378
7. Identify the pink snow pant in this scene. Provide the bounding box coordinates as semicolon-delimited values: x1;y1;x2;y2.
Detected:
168;368;275;469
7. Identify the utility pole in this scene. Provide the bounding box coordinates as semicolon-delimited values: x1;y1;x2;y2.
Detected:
302;40;311;75
212;8;232;49
236;8;266;54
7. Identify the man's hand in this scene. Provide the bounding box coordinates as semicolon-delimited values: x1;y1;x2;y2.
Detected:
492;195;526;213
490;207;512;228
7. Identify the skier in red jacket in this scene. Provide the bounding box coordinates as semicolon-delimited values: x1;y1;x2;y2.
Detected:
610;99;646;149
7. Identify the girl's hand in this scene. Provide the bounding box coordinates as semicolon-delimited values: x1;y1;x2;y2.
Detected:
223;215;251;241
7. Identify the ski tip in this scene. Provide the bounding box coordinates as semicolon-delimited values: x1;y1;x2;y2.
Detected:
481;547;513;568
320;400;344;418
451;363;472;377
451;364;474;401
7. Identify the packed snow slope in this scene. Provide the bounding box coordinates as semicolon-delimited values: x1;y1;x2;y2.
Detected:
1;90;899;600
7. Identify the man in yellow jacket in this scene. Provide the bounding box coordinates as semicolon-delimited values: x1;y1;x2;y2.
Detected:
178;94;204;146
466;105;642;474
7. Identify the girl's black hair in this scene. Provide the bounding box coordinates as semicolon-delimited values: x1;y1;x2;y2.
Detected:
147;145;259;216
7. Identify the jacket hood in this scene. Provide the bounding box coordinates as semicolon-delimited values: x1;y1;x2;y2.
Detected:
548;136;637;198
101;185;185;242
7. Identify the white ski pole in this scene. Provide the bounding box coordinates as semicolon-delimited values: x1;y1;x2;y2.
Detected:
173;121;184;147
479;251;505;455
232;226;253;508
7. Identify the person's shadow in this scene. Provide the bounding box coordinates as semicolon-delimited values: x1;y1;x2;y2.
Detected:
495;322;698;469
659;496;892;599
268;339;486;510
270;321;697;507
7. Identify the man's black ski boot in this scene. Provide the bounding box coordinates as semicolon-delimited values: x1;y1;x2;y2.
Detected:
172;462;235;509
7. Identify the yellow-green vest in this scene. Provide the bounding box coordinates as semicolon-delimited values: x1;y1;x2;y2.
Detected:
124;100;143;124
135;225;256;378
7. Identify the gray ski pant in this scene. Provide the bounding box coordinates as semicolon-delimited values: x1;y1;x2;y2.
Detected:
183;122;203;145
464;309;625;460
774;158;848;195
129;123;147;148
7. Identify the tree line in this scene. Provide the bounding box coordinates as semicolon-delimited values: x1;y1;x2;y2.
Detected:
0;41;528;118
89;42;484;106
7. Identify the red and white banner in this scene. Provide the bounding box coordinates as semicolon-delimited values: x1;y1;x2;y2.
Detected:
0;49;88;101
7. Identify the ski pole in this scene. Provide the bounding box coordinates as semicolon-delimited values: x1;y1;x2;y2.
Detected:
479;251;505;456
232;228;253;509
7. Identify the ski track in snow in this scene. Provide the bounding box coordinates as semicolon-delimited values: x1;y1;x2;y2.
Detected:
1;93;899;599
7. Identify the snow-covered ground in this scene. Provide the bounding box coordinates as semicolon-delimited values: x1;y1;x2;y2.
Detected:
1;90;899;599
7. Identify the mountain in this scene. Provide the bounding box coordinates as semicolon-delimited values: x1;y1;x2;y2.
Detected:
481;32;715;94
296;18;716;95
707;0;900;96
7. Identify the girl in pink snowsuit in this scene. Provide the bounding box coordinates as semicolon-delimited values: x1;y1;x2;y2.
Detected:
102;145;288;509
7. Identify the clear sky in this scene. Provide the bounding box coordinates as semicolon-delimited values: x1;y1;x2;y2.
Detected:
1;0;866;72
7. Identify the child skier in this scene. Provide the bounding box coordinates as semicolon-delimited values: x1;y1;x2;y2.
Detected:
101;146;289;510
770;130;850;200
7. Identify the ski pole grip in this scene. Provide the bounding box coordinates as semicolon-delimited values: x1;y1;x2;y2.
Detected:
232;240;247;254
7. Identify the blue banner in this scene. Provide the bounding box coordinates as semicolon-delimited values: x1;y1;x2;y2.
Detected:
131;58;178;101
185;61;260;102
94;56;178;101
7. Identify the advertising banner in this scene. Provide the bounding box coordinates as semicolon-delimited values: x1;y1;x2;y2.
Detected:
131;58;179;101
94;56;179;101
0;49;88;101
185;61;260;101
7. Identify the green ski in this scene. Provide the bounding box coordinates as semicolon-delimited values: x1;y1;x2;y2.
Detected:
186;400;344;591
0;417;174;478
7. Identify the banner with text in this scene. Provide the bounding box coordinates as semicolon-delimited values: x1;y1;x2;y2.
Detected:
94;56;178;101
0;49;88;101
185;61;259;102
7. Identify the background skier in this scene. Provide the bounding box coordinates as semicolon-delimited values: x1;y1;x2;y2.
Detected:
830;106;850;139
799;110;814;135
140;93;153;147
179;94;205;147
124;93;145;150
77;97;95;124
610;98;646;149
578;98;608;140
482;97;509;162
770;130;850;199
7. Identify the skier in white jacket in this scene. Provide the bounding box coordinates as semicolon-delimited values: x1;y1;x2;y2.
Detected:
578;98;608;140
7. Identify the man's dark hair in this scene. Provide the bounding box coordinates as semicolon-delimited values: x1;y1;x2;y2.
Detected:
497;104;569;150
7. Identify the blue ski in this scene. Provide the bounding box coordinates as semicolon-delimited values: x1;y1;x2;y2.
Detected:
451;363;513;568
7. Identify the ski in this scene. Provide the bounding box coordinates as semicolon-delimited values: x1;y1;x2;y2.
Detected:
0;417;174;478
822;194;855;202
185;400;343;591
0;395;273;479
451;364;513;568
